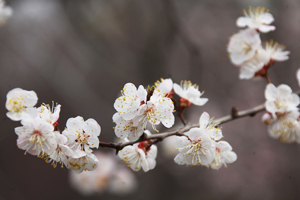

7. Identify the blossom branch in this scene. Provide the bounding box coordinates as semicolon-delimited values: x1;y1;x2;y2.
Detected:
100;99;281;153
101;88;300;152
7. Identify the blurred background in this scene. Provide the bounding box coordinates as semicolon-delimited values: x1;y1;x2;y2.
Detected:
1;0;300;199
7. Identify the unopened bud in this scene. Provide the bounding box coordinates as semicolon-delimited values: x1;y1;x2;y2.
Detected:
262;112;272;125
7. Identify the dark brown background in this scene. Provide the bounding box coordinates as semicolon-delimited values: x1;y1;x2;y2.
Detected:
1;0;300;199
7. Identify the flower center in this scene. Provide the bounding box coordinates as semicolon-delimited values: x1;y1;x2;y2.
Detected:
274;99;288;109
8;98;24;113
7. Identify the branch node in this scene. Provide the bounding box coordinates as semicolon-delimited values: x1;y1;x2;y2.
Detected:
231;107;238;118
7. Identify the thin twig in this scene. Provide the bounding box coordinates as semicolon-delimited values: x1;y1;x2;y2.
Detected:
178;111;187;125
265;73;272;84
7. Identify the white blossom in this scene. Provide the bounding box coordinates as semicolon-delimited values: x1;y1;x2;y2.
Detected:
265;84;300;118
154;78;173;97
108;168;137;195
262;112;273;125
46;132;73;168
6;88;38;121
113;113;144;141
174;128;215;166
199;112;223;140
63;116;101;154
268;111;300;143
118;142;157;172
173;80;208;107
137;90;175;132
37;102;61;125
68;150;99;173
236;7;275;33
206;141;237;170
0;0;12;26
227;28;261;66
264;40;290;62
239;47;270;79
114;83;147;120
15;117;57;156
161;135;178;157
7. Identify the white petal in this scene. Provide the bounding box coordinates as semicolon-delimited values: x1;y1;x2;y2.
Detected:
199;112;210;128
66;116;85;130
236;17;248;27
297;69;300;87
222;151;237;163
265;83;277;101
173;83;185;98
258;25;276;33
84;118;101;137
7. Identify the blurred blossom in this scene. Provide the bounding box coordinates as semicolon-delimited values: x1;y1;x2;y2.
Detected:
0;0;12;25
236;6;275;33
161;135;178;158
70;152;137;196
227;28;261;66
108;168;137;195
296;68;300;87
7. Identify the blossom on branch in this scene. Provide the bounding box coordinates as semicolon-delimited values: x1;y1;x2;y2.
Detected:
137;90;175;132
6;88;38;121
236;6;275;33
265;84;300;118
68;150;99;173
239;47;270;79
114;83;147;120
62;116;101;173
15;117;57;156
199;112;223;140
118;141;157;172
264;40;290;62
227;28;261;66
63;116;101;154
268;111;300;143
113;113;144;141
174;128;215;166
46;132;74;168
173;80;208;107
154;78;174;97
37;102;61;126
205;141;237;170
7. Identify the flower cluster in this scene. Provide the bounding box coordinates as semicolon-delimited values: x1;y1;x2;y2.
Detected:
6;88;101;173
112;79;207;141
262;84;300;143
114;78;211;171
228;6;289;80
174;112;237;170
